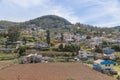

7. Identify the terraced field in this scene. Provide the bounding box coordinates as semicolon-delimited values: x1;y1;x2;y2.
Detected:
0;62;117;80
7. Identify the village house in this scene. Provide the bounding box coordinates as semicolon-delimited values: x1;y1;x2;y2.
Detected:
63;33;86;43
103;47;116;60
77;49;94;60
36;42;50;50
20;54;53;64
87;37;103;49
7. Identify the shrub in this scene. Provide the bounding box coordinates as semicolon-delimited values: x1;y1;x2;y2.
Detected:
111;44;120;51
18;46;27;57
59;44;64;50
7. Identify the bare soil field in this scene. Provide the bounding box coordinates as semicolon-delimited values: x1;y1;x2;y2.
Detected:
0;62;117;80
0;62;14;70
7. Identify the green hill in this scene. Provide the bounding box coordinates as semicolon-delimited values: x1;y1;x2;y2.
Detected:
20;15;72;29
0;15;72;29
0;21;18;27
0;15;119;36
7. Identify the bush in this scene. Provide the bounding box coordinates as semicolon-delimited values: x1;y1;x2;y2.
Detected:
111;44;120;51
95;46;103;53
41;52;72;57
59;44;64;50
58;44;80;52
86;59;94;64
18;46;27;57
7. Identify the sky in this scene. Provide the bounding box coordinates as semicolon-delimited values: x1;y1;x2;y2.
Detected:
0;0;120;27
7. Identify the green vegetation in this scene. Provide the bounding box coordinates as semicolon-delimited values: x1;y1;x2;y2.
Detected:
8;26;21;42
114;64;120;72
0;15;120;38
36;51;72;57
58;44;80;53
111;44;120;51
116;52;120;56
94;45;103;53
0;53;18;62
46;30;50;45
0;15;120;65
18;46;27;57
24;15;71;29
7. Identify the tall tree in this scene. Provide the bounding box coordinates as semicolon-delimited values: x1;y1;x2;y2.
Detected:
61;33;64;42
8;26;20;42
46;30;50;45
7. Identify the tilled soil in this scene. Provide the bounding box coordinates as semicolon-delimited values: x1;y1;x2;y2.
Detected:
0;62;117;80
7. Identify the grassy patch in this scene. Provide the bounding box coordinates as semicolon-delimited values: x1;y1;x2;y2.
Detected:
114;64;120;71
116;52;120;56
0;53;18;62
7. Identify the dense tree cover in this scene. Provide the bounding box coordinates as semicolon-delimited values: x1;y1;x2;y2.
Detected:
58;44;80;52
0;21;18;27
60;33;64;42
23;15;71;29
0;32;7;38
46;30;50;45
7;26;21;42
94;45;103;53
18;46;27;57
86;35;91;39
111;44;120;51
22;37;27;45
102;40;109;47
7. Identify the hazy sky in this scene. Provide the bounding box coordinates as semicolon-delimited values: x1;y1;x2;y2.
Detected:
0;0;120;27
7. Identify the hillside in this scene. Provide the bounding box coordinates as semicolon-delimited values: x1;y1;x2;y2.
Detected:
113;26;120;30
20;15;72;29
0;15;72;29
0;21;18;27
0;15;120;36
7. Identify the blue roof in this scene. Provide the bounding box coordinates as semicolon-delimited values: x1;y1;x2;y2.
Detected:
101;60;115;64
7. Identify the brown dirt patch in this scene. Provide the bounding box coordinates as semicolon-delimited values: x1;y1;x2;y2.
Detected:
0;62;117;80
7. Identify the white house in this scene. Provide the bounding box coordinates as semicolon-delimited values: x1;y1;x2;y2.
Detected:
77;49;88;59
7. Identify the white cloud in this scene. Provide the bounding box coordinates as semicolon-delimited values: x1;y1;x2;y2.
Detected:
4;0;80;23
42;6;80;23
1;0;120;27
79;0;120;27
7;0;49;8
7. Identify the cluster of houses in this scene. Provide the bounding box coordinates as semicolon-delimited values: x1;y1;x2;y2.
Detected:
20;54;54;64
58;32;86;43
76;47;116;61
21;24;46;38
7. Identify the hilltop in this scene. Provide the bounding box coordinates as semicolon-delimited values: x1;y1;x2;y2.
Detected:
0;15;72;29
22;15;72;29
0;15;120;37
